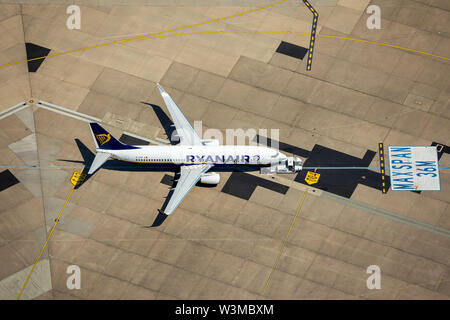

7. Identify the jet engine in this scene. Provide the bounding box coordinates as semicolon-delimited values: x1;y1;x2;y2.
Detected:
200;172;220;184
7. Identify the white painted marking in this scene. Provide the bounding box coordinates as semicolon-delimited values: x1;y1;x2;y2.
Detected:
0;101;27;116
36;104;96;123
38;100;102;122
0;103;29;120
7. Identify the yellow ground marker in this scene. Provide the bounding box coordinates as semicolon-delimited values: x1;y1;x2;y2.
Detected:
303;0;318;71
305;170;320;185
378;143;387;194
70;171;86;186
17;170;82;300
259;188;309;299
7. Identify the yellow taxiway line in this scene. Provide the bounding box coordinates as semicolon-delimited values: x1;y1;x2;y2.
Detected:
1;0;449;70
259;188;309;299
0;0;290;68
17;173;80;300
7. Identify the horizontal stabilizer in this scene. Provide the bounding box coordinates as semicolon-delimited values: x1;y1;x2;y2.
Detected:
88;152;111;174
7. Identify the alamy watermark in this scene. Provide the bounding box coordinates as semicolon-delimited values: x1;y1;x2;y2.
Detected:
66;265;81;290
66;5;81;30
366;265;381;290
366;5;381;30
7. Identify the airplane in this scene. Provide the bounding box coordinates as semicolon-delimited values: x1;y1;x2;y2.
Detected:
87;83;302;218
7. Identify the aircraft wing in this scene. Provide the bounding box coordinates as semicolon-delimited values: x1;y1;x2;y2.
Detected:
156;83;203;146
160;164;213;215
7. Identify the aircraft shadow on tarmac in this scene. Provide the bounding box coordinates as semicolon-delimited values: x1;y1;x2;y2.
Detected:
57;104;259;227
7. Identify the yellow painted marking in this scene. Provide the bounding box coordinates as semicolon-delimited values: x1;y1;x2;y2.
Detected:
260;188;309;299
382;182;385;186
70;171;87;186
380;156;383;161
382;176;385;180
17;170;81;300
305;171;320;185
0;0;289;69
381;163;384;167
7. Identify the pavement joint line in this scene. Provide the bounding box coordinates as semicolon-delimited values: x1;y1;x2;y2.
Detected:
0;27;448;71
321;192;450;238
0;0;290;69
249;170;450;238
259;188;309;299
17;174;79;300
109;33;449;63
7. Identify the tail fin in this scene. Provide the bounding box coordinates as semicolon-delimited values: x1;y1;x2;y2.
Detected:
87;123;139;175
89;123;138;150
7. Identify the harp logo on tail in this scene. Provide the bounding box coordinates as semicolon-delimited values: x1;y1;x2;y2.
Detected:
95;133;111;145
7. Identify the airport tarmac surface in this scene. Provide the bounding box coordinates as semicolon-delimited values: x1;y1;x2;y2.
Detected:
0;0;449;299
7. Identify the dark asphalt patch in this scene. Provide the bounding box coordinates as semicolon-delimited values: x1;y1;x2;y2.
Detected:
119;134;150;146
221;172;288;200
0;170;20;192
25;43;51;72
160;174;173;186
275;41;308;60
295;145;381;198
432;142;449;160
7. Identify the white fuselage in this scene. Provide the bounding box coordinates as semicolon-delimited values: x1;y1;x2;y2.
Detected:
104;145;286;166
